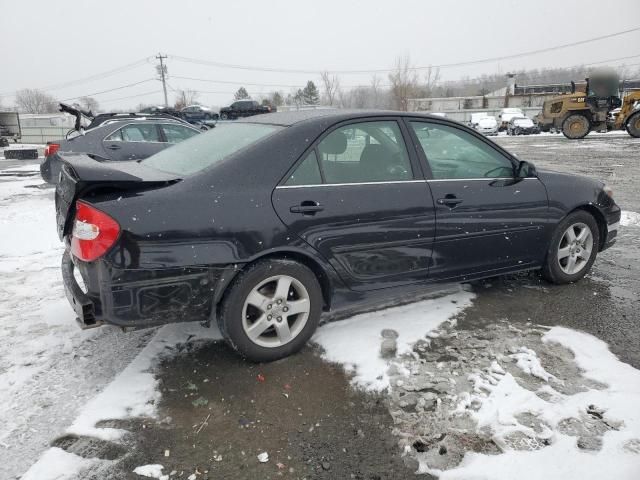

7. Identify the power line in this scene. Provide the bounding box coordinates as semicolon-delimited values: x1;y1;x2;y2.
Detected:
169;26;640;75
0;57;153;97
99;90;163;105
58;78;157;101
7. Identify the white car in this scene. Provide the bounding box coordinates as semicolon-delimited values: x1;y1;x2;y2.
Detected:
474;116;498;135
498;108;524;130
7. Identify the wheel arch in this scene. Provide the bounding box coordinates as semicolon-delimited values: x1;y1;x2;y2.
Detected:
214;249;335;320
571;204;608;251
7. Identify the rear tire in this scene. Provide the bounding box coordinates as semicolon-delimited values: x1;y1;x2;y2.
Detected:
218;259;322;362
562;114;590;139
626;111;640;138
220;113;229;120
542;210;599;284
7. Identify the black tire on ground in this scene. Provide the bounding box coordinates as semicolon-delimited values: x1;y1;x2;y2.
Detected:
220;113;228;120
562;114;590;139
218;259;323;362
626;111;640;138
542;210;600;285
0;138;9;148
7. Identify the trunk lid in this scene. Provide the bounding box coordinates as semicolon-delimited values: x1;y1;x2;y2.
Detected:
55;153;180;240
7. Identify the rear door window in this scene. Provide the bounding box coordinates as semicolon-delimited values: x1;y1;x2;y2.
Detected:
285;151;322;186
316;121;413;184
161;124;199;144
106;124;161;143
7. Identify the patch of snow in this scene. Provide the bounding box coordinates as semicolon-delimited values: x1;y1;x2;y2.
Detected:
133;464;168;479
68;322;221;441
313;288;475;390
509;346;556;382
20;447;99;480
621;211;640;227
436;327;640;480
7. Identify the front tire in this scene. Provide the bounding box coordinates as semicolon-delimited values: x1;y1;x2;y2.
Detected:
626;111;640;138
220;112;229;120
542;211;599;284
218;259;322;362
562;114;590;139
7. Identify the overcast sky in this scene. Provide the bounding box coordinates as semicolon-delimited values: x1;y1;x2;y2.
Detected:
1;0;639;110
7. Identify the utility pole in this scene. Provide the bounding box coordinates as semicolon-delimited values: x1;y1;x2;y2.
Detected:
156;53;169;107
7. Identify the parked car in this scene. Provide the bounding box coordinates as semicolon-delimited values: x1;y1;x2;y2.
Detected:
498;107;524;131
473;116;499;136
507;116;539;135
55;110;620;362
180;105;219;123
219;99;273;120
468;112;489;127
41;106;201;184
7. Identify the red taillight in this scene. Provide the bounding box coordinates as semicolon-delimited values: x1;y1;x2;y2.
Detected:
44;143;60;156
71;201;120;262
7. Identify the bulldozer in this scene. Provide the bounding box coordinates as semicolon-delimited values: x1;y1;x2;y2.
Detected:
535;72;640;139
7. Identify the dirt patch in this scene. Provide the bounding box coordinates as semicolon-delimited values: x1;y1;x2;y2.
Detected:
98;342;414;480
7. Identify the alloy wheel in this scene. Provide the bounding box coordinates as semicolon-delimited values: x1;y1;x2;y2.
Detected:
241;275;311;348
557;222;593;275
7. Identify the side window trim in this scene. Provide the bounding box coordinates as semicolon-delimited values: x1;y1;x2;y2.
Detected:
406;119;517;180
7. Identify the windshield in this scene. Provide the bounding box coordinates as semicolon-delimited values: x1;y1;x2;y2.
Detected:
143;123;282;176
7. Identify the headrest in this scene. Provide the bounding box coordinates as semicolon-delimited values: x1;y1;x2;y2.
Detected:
319;131;347;155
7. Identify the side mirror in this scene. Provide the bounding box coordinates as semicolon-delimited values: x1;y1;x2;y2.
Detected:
516;160;537;178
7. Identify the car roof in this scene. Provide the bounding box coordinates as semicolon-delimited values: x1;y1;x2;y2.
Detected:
237;109;449;127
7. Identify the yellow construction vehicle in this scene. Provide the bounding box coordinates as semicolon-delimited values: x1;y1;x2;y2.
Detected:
535;73;640;139
610;90;640;137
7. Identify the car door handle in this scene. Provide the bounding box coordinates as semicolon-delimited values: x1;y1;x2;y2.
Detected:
106;144;121;150
290;201;324;215
437;196;463;207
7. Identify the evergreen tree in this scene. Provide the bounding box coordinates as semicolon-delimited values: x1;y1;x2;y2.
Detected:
301;81;320;105
271;91;284;106
234;87;250;100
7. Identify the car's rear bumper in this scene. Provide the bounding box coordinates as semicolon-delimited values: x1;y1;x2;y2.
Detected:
62;248;235;329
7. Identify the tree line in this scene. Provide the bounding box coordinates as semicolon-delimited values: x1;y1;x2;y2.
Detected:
6;57;640;114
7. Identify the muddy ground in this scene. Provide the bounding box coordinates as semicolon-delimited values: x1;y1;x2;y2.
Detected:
46;133;640;479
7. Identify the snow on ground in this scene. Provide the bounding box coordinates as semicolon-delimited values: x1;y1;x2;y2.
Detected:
132;464;169;479
0;167;152;479
621;211;640;227
0;167;221;479
20;447;100;480
313;288;475;390
430;327;640;480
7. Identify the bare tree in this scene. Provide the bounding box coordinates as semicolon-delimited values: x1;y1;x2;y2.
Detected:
387;55;418;111
15;89;58;113
78;96;99;114
174;89;199;110
320;71;341;106
423;66;441;98
370;74;382;108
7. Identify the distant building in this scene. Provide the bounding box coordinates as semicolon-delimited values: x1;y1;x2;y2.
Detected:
408;77;640;123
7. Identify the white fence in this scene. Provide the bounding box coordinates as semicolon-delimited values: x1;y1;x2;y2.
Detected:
18;126;70;144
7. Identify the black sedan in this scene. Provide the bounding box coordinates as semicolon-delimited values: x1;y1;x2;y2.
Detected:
55;110;620;362
40;118;200;184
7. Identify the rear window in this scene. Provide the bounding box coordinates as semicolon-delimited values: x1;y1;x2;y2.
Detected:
143;123;282;176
